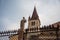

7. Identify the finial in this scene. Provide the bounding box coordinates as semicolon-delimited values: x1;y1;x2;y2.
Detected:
34;5;36;9
34;1;37;8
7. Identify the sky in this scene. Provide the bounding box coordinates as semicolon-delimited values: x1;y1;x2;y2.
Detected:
0;0;60;40
0;0;60;31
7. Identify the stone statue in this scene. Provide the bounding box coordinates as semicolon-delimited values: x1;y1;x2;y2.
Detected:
20;17;26;31
18;17;26;40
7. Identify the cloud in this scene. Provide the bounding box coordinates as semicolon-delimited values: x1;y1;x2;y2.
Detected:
0;17;20;31
37;0;60;26
0;0;60;30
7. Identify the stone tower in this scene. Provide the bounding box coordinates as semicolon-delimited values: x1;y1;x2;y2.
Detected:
28;6;41;29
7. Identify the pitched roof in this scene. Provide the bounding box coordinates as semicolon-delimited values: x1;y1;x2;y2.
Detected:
31;6;39;20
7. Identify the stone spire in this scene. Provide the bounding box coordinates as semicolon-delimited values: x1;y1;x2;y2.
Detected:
31;6;39;20
28;6;41;29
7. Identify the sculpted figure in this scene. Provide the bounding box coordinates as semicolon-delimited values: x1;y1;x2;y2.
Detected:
20;17;26;31
18;17;26;40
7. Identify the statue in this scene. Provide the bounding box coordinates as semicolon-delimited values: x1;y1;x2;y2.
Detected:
20;17;26;31
18;17;26;40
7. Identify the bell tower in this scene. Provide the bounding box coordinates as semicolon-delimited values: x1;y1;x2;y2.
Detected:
28;6;41;29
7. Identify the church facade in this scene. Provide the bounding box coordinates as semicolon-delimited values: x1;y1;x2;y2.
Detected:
9;7;60;40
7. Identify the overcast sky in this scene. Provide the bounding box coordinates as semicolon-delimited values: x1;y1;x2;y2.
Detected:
0;0;60;40
0;0;60;31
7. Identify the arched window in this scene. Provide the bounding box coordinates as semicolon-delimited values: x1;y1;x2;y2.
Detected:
31;22;35;26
